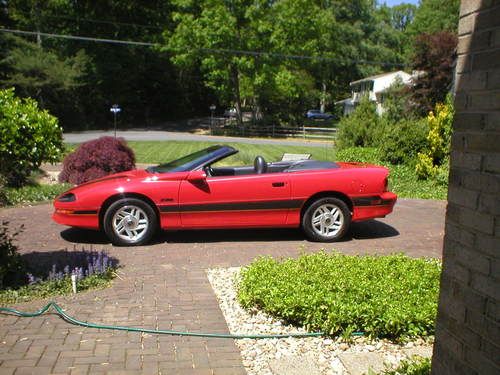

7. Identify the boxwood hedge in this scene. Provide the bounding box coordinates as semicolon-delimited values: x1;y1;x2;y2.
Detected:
238;252;441;340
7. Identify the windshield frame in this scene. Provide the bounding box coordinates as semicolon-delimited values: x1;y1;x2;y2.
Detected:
146;145;238;173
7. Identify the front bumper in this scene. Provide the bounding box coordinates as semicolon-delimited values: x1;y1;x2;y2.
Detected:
53;208;99;230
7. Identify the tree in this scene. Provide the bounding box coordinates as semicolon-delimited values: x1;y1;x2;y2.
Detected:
407;0;460;36
410;31;457;115
336;95;380;149
165;0;267;127
0;34;88;117
389;3;417;32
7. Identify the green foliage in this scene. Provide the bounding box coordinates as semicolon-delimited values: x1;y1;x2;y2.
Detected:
380;356;431;375
380;118;429;165
0;269;115;305
380;79;415;125
0;88;64;186
407;0;460;36
238;252;441;340
416;96;454;180
336;96;380;149
0;221;26;289
335;147;448;200
0;175;7;206
334;147;382;164
3;183;72;207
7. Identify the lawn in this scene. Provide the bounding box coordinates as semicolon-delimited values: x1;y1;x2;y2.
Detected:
126;140;334;166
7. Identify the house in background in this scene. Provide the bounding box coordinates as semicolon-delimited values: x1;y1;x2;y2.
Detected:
336;70;414;116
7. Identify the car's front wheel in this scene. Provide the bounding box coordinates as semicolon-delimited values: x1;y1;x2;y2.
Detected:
302;197;351;242
103;198;157;246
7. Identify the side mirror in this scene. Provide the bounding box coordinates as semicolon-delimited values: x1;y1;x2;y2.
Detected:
187;170;207;182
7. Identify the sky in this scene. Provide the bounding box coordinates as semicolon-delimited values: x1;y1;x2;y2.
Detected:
380;0;419;6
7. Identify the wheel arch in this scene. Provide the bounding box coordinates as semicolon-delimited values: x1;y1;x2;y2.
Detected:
99;193;160;230
300;191;353;220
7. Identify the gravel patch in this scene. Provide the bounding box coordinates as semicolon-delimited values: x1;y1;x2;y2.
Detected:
207;267;433;375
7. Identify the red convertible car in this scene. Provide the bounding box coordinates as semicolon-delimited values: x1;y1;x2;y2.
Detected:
53;145;397;246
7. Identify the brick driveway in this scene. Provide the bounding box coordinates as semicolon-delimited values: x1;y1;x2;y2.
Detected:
0;199;445;374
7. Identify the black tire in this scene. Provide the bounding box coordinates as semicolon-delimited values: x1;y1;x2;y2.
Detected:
302;197;351;242
103;198;157;246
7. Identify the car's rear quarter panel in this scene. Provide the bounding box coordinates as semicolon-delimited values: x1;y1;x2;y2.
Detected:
287;166;393;225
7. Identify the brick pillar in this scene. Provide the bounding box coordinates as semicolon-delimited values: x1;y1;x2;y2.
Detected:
431;1;500;374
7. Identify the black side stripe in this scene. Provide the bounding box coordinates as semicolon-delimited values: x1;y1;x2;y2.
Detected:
159;199;304;213
352;196;393;206
73;210;98;215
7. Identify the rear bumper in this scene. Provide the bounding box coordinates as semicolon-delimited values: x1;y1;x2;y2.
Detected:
351;192;397;221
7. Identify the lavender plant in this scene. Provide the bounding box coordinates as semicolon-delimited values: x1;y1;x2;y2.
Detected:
26;250;117;285
1;249;118;304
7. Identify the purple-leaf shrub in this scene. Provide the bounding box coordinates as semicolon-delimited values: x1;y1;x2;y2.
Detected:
59;136;135;185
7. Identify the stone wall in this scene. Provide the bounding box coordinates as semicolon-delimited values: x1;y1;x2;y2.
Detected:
432;1;500;374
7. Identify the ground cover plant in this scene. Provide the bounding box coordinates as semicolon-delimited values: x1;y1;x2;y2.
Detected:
378;356;431;375
0;222;117;304
238;252;441;340
3;183;72;207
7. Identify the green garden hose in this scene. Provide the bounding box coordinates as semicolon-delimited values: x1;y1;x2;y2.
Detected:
0;301;364;339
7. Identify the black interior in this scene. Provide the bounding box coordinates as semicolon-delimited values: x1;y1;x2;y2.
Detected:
207;158;339;177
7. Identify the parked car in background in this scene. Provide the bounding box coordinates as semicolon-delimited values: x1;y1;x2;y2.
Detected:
53;145;397;246
224;108;238;118
306;109;335;120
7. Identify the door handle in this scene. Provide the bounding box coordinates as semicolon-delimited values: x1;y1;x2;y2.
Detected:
272;182;285;187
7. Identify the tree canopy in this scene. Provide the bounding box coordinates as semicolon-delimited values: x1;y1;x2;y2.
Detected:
0;0;460;130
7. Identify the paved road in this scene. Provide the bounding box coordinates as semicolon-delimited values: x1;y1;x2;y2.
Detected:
64;130;332;148
0;199;445;374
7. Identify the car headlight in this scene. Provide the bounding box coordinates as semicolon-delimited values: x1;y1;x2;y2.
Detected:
58;193;76;202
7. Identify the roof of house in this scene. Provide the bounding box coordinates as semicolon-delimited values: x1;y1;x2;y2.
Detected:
349;70;410;86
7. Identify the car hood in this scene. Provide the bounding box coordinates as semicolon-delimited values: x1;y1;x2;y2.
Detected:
74;169;151;188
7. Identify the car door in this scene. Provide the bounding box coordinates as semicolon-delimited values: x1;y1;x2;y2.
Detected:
178;172;292;227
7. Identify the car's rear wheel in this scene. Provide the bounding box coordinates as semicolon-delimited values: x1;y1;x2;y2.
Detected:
103;198;157;246
302;197;351;242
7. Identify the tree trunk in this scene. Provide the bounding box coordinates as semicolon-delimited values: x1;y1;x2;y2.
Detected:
320;81;327;112
230;64;243;128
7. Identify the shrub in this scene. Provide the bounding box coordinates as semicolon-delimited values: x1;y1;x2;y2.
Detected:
0;88;64;186
238;252;441;340
0;175;7;207
0;221;26;289
380;118;429;165
59;136;135;185
335;147;383;164
416;95;454;180
336;96;380;149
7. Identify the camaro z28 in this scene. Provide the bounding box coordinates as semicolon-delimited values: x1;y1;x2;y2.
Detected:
53;145;397;246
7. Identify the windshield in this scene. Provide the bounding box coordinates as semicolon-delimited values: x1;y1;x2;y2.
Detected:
147;146;235;173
